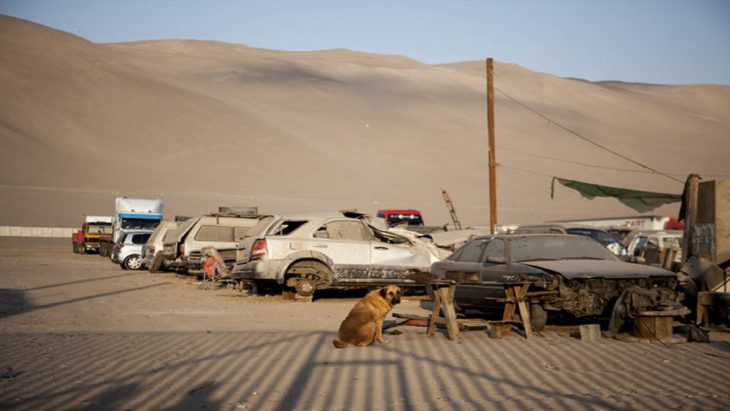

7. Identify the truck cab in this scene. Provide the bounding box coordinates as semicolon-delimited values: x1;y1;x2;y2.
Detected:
99;197;163;257
376;209;424;227
72;216;113;254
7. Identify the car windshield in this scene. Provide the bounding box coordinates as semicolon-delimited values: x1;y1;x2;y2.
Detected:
88;224;112;234
510;236;619;262
121;218;160;230
566;228;616;247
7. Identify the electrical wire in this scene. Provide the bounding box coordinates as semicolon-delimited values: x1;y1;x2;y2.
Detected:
492;85;684;184
499;146;730;178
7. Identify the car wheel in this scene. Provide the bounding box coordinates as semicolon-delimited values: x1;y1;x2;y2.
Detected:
286;261;331;298
294;278;316;298
123;254;143;270
530;303;548;332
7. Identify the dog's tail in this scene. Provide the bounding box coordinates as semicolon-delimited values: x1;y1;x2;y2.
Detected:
332;339;349;349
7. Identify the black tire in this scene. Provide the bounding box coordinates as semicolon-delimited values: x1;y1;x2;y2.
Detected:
123;254;144;270
530;303;548;332
120;263;127;270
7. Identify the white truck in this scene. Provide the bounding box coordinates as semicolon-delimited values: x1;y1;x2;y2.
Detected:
99;197;164;257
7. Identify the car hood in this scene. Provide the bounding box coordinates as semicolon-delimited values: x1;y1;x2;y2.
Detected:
523;259;675;279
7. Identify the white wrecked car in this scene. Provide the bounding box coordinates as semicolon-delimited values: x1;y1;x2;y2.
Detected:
231;213;447;297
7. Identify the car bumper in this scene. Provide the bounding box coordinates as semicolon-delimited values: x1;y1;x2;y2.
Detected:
231;260;286;282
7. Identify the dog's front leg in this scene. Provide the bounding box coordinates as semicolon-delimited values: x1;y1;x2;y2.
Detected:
375;319;390;344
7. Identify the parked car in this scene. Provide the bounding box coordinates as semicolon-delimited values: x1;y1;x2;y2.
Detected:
431;234;679;330
142;221;179;272
161;213;268;274
231;213;445;297
111;230;152;270
626;230;683;267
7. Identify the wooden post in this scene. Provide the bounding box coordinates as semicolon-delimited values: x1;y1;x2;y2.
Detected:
486;58;497;234
682;174;700;263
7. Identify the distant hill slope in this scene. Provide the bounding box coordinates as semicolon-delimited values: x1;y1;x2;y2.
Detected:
1;14;729;227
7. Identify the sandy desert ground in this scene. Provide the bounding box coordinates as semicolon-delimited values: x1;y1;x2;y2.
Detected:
1;238;729;410
1;14;729;229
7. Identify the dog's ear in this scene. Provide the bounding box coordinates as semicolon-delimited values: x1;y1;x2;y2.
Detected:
380;287;387;299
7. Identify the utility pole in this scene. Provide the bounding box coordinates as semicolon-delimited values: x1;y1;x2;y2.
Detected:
682;174;701;263
487;58;497;234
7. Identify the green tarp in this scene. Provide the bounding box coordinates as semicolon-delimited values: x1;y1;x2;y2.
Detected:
551;177;682;213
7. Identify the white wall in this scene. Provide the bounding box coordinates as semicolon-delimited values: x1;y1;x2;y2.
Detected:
0;226;76;238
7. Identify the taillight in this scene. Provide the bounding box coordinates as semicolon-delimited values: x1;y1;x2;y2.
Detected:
115;243;124;249
251;239;268;260
179;244;185;255
148;246;155;253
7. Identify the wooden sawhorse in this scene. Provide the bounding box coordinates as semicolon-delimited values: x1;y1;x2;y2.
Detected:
486;281;533;339
427;280;461;340
426;280;534;340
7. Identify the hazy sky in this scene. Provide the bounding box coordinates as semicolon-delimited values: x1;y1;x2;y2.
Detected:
1;0;729;85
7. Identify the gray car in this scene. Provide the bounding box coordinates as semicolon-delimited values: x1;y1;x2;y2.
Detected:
431;234;679;330
111;230;152;270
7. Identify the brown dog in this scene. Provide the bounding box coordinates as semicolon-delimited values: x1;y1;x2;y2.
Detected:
332;285;402;348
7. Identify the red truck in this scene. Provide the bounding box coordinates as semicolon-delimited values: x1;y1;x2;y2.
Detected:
71;216;114;254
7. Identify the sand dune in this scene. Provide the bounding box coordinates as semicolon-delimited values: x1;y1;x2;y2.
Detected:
1;15;729;227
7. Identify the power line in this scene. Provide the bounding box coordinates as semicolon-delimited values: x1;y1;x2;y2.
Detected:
493;85;684;183
499;146;730;178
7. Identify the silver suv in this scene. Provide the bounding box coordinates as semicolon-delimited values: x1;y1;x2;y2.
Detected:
231;213;446;297
111;231;152;270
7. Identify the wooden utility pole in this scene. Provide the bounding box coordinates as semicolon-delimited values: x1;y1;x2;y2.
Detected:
487;58;497;234
682;174;701;263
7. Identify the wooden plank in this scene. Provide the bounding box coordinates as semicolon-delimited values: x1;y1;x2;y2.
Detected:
427;285;442;337
438;286;461;341
515;284;533;339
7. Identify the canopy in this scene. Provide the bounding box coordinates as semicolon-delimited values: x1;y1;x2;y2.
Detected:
551;177;682;213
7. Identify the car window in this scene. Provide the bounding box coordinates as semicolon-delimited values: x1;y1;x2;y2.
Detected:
482;239;505;262
455;239;486;262
233;226;250;240
132;234;151;244
663;236;681;248
195;226;234;242
320;221;370;241
88;224;112;234
121;218;160;231
633;236;648;256
268;220;308;236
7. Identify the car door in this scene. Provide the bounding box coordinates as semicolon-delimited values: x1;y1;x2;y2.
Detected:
309;220;371;282
453;238;509;309
369;233;435;282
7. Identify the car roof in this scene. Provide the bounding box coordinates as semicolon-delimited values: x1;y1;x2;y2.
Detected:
470;233;595;242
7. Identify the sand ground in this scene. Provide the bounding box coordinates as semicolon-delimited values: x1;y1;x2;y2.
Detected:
1;238;729;410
